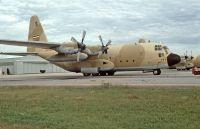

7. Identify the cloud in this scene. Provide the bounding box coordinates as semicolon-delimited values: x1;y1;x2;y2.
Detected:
0;14;19;22
0;0;200;57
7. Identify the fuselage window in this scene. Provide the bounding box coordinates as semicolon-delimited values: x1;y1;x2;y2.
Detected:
133;60;135;62
120;60;122;63
126;60;128;62
163;46;169;54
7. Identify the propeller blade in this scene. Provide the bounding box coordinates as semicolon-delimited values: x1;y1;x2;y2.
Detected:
77;52;80;62
98;35;104;46
98;35;111;55
81;30;86;44
71;37;82;49
71;37;79;44
106;40;111;46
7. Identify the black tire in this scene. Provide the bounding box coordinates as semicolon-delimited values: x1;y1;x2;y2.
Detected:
153;69;161;75
92;73;99;76
83;73;91;76
186;68;190;70
107;71;115;76
99;72;107;76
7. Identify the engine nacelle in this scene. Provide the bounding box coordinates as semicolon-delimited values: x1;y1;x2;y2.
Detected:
47;53;88;62
54;46;79;54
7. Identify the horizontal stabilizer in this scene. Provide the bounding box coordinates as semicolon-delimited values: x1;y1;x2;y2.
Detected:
0;52;38;56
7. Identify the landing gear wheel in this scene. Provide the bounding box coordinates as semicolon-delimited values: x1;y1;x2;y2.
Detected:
92;73;99;76
186;68;190;70
83;73;91;76
153;69;161;75
107;71;115;76
99;72;107;76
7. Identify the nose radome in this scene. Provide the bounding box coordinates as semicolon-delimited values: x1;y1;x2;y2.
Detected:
167;53;181;66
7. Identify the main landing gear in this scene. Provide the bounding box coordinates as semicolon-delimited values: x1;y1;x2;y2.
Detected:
83;73;91;76
153;69;161;75
83;71;115;76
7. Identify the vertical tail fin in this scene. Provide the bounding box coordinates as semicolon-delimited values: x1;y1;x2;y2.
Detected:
27;15;48;52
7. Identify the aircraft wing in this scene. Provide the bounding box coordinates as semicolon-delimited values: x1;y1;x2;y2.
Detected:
0;52;38;56
0;39;60;49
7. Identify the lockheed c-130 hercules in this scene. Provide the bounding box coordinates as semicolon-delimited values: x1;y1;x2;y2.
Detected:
0;15;181;76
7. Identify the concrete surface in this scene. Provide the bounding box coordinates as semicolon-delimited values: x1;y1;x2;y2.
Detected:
0;70;200;87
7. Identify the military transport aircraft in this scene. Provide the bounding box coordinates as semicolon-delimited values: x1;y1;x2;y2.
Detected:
0;15;181;76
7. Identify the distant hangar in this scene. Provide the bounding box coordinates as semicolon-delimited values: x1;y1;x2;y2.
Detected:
0;56;66;75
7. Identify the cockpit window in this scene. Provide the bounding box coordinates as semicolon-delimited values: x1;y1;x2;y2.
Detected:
163;46;169;54
163;46;168;49
155;45;162;51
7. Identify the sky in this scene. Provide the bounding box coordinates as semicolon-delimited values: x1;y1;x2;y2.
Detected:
0;0;200;58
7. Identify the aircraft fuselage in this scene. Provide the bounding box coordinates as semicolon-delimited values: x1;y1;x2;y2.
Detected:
37;42;169;75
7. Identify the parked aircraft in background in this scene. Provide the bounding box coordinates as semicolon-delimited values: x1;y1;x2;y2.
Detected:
0;15;181;76
172;55;194;70
171;52;200;70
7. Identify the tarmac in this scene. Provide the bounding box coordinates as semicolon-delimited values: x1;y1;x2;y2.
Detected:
0;70;200;87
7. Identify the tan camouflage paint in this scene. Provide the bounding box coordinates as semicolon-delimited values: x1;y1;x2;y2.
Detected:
27;15;168;73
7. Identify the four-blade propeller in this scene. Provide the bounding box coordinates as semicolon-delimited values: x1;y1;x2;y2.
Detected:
71;31;87;61
71;30;86;52
98;35;111;54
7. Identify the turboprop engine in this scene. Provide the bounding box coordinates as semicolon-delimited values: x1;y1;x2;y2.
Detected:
47;53;88;62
